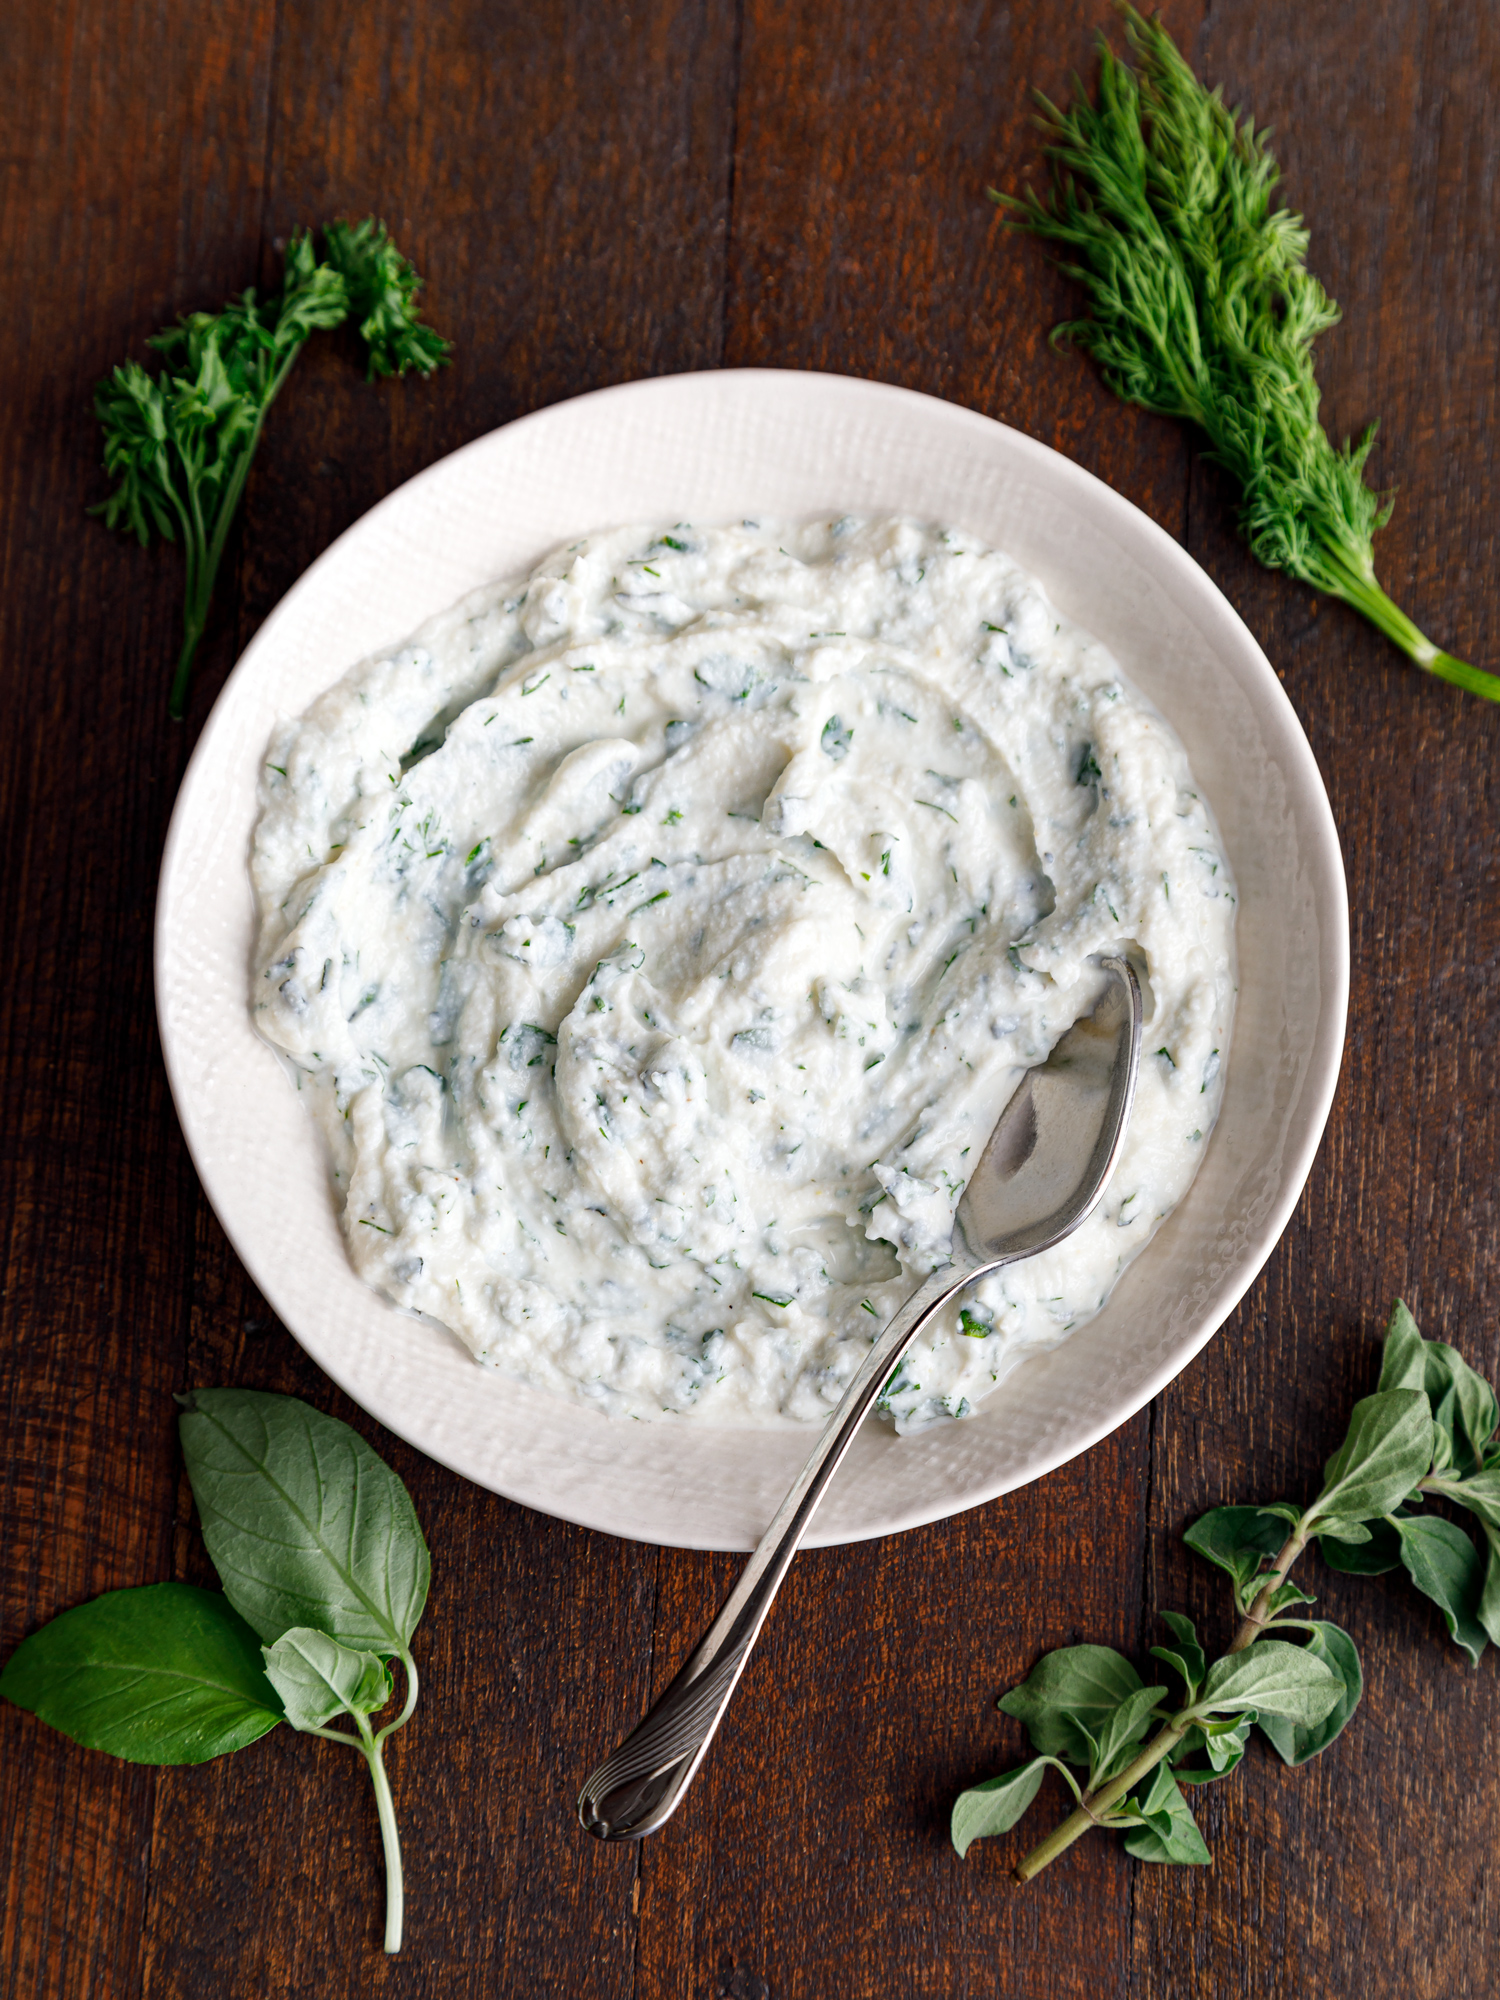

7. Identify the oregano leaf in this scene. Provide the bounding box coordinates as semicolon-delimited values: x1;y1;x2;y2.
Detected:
1319;1517;1402;1572
1119;1764;1212;1865
1390;1513;1487;1666
1197;1640;1344;1725
1258;1623;1362;1765
1171;1715;1252;1785
1310;1391;1433;1528
1183;1507;1287;1594
1090;1685;1170;1786
951;1756;1070;1857
1377;1300;1426;1393
1377;1302;1498;1479
997;1645;1143;1764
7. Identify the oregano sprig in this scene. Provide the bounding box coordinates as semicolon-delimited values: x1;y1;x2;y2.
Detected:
92;219;450;718
953;1300;1499;1877
0;1389;430;1953
993;8;1500;704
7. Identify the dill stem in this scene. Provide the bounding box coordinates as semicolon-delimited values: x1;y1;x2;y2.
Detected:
1327;566;1500;703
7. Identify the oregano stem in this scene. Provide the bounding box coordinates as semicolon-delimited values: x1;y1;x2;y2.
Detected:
1229;1530;1310;1653
1014;1722;1189;1882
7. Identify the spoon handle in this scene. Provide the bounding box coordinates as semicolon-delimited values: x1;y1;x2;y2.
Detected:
577;1260;980;1839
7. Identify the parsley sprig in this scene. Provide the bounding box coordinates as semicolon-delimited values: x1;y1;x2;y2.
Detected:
995;9;1499;704
93;220;450;717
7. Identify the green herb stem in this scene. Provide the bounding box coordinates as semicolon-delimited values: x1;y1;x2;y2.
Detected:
296;1659;413;1951
1014;1722;1188;1882
1229;1530;1309;1652
166;330;310;718
359;1721;405;1954
1320;563;1500;704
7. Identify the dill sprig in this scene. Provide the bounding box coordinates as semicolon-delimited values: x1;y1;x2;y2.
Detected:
93;220;450;718
993;8;1498;704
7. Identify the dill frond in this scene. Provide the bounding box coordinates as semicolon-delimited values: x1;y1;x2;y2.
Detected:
994;7;1497;704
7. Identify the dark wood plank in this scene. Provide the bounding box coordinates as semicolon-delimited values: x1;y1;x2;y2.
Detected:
142;3;744;1995
1129;6;1500;1996
0;3;279;1996
725;0;1193;536
637;1430;1151;2000
633;4;1192;1995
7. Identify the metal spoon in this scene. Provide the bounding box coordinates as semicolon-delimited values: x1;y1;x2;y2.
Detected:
578;953;1143;1841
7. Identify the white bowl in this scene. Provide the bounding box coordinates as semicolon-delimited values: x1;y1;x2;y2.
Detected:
156;369;1347;1550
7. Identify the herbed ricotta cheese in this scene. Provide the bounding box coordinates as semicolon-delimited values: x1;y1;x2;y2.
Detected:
252;518;1236;1431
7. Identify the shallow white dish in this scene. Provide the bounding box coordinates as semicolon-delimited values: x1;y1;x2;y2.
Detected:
157;368;1347;1550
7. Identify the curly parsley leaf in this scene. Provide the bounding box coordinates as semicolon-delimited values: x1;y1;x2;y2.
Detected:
92;220;449;718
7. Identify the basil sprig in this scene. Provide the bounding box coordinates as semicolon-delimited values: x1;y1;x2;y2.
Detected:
0;1390;429;1953
954;1301;1500;1877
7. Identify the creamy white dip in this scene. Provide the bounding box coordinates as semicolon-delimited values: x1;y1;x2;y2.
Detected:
252;519;1235;1430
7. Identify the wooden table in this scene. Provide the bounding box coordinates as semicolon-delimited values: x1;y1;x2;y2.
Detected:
3;3;1496;1994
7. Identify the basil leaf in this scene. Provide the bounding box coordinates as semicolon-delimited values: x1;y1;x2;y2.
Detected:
1119;1764;1212;1865
1257;1622;1362;1765
1183;1507;1287;1599
1198;1640;1344;1726
0;1584;282;1764
1390;1513;1487;1666
1090;1685;1170;1785
263;1627;392;1731
951;1756;1067;1857
998;1645;1143;1764
178;1389;430;1651
1319;1516;1403;1574
1378;1303;1498;1479
1311;1390;1432;1527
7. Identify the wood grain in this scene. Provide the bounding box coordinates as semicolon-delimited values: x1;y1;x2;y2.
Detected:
1;0;1496;1995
